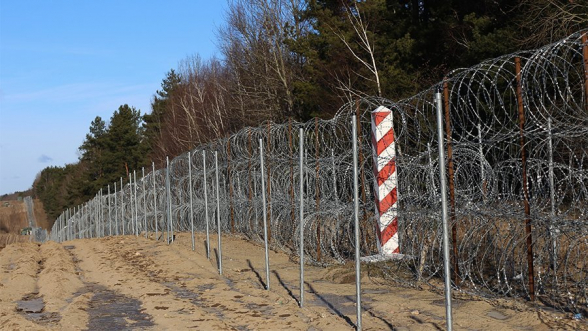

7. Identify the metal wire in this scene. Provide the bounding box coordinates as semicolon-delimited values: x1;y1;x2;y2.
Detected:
50;30;587;315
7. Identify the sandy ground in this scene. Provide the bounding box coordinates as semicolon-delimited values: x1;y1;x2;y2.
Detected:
0;232;585;330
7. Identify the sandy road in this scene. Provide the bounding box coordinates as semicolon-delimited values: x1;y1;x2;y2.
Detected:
0;232;583;330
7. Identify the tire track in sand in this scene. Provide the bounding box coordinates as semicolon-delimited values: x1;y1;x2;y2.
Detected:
83;236;353;330
69;238;234;330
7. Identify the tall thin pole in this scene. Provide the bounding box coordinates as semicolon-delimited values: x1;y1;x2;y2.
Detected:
515;56;535;301
443;78;460;284
97;193;100;238
203;151;210;259
289;119;295;232
260;139;270;290
114;182;118;236
265;123;272;244
547;117;557;278
166;156;173;243
314;118;321;262
129;173;133;235
352;116;362;330
80;204;83;239
247;132;254;232
142;167;147;238
121;177;125;236
215;151;222;274
189;152;195;251
299;128;305;307
253;168;258;233
134;170;138;237
582;33;588;111
100;190;103;237
108;185;112;236
153;162;158;240
101;190;104;237
435;89;454;331
228;141;235;233
127;173;131;235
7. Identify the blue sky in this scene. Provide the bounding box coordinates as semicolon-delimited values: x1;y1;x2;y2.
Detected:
0;0;226;195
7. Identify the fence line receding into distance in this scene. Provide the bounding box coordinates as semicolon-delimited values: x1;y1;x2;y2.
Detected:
50;30;588;316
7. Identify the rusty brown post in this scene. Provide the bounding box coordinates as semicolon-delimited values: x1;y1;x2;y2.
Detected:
266;122;272;244
355;100;372;249
315;117;321;261
227;140;235;233
515;56;535;301
582;33;588;111
289;119;295;227
443;79;460;284
248;131;253;231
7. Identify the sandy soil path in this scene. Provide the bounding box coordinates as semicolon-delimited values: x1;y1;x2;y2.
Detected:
0;232;584;330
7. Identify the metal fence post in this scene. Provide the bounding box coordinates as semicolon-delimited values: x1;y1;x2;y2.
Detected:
134;170;139;237
153;161;158;240
436;88;454;331
114;182;119;236
260;139;270;290
299;127;305;307
203;151;210;259
189;152;195;250
166;156;173;244
215;151;223;275
129;173;133;235
443;78;460;284
515;56;535;301
108;185;112;236
143;167;147;238
547;117;557;278
121;177;125;236
352;116;362;331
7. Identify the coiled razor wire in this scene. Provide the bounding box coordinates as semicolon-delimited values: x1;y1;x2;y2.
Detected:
50;30;587;315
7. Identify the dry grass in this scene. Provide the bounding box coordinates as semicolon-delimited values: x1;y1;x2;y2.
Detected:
0;233;29;250
0;200;28;233
0;199;49;233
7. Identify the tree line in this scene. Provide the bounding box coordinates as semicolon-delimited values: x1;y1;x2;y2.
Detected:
33;0;586;223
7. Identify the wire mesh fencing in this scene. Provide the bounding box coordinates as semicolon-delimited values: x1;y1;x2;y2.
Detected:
50;30;587;315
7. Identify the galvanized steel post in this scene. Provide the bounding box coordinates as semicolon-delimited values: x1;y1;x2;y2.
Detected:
134;170;139;237
436;89;454;331
215;151;222;274
352;116;362;331
299;128;305;307
547;117;557;277
108;185;112;236
166;156;173;243
153;161;158;240
260;139;270;290
189;152;195;250
142;167;147;238
203;151;210;259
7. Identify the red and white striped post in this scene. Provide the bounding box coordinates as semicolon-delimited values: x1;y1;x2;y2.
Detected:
371;106;400;256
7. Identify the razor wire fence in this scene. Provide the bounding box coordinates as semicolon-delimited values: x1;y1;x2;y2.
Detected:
24;196;48;243
50;30;587;315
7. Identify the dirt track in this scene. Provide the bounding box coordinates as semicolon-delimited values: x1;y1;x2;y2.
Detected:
0;233;583;330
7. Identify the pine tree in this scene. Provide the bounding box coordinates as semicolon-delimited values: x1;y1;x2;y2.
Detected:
102;104;148;184
143;69;181;162
78;116;107;194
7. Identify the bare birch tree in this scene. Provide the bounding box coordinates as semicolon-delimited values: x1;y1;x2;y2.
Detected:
332;1;383;97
